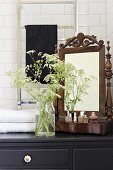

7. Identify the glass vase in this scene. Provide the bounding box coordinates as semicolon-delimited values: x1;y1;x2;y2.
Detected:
35;102;55;137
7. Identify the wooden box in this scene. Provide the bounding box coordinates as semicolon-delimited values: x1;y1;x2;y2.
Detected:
55;119;113;135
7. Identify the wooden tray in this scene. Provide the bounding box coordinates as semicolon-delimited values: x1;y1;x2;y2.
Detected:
55;119;113;135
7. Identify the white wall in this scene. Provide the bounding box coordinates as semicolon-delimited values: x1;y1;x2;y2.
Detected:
0;0;76;109
21;0;75;62
106;0;113;54
21;0;75;104
106;0;113;98
0;0;17;109
78;0;106;42
0;0;108;109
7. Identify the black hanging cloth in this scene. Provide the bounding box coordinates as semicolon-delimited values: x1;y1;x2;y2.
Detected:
25;25;57;83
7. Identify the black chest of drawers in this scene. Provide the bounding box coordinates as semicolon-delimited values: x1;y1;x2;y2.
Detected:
0;132;113;170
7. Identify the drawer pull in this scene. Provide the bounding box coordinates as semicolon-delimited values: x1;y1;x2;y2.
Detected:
24;155;32;163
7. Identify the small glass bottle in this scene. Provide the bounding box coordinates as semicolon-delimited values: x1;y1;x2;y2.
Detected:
83;115;88;123
69;113;72;122
65;111;72;122
74;112;77;123
78;111;84;123
89;112;98;123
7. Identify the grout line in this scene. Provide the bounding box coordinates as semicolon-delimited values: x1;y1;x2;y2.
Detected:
21;0;75;4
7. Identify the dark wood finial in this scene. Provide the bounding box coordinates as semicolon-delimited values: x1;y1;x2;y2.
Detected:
106;41;110;52
105;41;113;118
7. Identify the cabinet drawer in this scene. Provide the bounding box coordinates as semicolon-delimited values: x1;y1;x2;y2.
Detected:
0;149;70;168
73;148;113;170
0;169;69;170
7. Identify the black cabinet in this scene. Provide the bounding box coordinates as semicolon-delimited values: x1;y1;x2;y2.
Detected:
74;148;113;170
0;132;113;170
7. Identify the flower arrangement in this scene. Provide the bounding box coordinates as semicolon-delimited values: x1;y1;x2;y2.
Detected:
8;50;92;136
9;51;76;105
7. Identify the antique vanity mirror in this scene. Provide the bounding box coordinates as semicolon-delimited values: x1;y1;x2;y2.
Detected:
58;33;105;116
56;33;113;135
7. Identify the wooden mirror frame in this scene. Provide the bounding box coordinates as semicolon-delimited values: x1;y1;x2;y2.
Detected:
57;33;111;118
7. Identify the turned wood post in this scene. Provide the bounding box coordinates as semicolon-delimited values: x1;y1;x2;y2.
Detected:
105;41;113;118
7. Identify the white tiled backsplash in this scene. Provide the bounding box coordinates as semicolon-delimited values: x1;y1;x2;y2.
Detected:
78;0;106;41
107;0;113;99
0;0;17;109
0;0;113;109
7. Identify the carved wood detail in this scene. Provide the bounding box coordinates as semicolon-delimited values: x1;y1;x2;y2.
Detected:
105;41;113;118
59;32;104;49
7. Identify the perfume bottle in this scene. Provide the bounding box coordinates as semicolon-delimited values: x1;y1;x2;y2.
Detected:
89;112;98;123
65;110;70;122
69;113;72;122
65;111;72;122
74;112;77;123
83;114;88;123
78;111;84;123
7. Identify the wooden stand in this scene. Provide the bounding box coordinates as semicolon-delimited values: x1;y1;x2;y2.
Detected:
55;33;113;135
105;41;113;118
56;119;113;135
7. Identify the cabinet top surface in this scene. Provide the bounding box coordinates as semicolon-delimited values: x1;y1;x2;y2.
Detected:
0;131;113;143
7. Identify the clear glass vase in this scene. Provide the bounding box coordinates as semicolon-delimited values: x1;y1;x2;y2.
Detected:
35;102;55;137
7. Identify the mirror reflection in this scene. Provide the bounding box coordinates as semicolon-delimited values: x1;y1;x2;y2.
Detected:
65;52;99;111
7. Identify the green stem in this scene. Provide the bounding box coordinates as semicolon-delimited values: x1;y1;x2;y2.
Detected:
35;109;54;136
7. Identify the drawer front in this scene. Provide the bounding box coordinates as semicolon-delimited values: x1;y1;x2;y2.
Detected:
0;149;70;168
0;169;69;170
73;148;113;170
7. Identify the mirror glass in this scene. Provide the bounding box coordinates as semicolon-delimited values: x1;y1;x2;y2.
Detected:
65;52;99;111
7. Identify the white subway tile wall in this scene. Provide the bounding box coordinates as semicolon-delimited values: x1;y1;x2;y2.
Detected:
0;0;17;108
89;3;105;14
21;2;76;43
20;1;75;103
107;0;113;99
0;88;5;99
65;4;75;15
40;4;65;15
78;0;106;41
5;88;17;100
0;64;4;76
101;15;106;27
5;16;17;27
0;40;4;51
21;4;41;15
4;40;17;51
107;0;113;38
78;3;89;14
28;16;53;25
0;0;110;108
0;16;5;27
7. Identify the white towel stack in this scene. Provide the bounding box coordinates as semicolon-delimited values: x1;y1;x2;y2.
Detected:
0;109;39;133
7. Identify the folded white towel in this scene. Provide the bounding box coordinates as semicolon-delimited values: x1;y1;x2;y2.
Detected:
0;123;35;133
0;109;39;123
